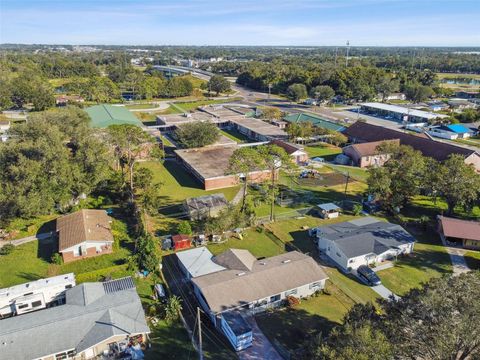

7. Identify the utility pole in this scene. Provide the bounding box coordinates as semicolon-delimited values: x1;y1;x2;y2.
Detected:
268;83;272;101
345;40;350;67
197;307;203;360
344;172;350;199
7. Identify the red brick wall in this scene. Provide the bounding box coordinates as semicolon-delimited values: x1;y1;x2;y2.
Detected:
61;244;113;263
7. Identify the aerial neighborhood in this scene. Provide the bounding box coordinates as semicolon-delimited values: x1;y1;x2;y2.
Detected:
1;2;480;360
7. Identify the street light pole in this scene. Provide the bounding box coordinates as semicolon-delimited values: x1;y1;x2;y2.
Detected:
345;40;350;67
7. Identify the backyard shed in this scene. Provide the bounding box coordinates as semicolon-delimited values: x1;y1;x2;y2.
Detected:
316;203;341;219
172;234;192;251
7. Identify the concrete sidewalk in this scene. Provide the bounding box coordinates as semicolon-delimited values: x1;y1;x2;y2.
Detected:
239;317;283;360
0;232;53;249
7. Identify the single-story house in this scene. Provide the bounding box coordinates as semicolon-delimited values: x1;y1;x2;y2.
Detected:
0;273;76;318
427;101;449;112
315;217;416;271
85;104;143;128
455;91;480;99
448;98;476;111
172;234;192;251
437;216;480;250
316;203;341;219
343;121;480;171
175;144;272;190
184;193;228;220
283;112;345;132
56;209;114;263
0;277;150;360
426;126;459;140
270;139;309;164
442;124;472;139
341;139;400;168
177;247;328;351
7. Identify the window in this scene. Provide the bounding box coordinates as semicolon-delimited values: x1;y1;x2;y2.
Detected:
18;304;29;309
270;294;281;302
309;282;322;290
31;300;42;308
65;284;72;289
285;289;297;296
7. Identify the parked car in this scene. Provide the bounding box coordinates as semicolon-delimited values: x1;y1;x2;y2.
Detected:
311;157;325;163
357;265;381;286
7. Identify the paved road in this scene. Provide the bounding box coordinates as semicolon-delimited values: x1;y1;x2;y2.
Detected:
238;317;283;360
372;284;400;301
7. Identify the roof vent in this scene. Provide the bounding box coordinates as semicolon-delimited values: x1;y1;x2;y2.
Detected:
260;262;267;265
282;259;291;264
236;272;246;276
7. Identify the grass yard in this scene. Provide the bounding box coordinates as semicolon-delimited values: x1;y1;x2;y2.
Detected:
377;228;452;296
0;218;135;288
207;228;285;258
305;144;342;160
146;320;195;360
325;164;369;183
219;128;251;143
265;215;357;254
464;250;480;270
6;214;58;240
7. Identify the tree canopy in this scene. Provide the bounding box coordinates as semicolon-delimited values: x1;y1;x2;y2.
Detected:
309;272;480;360
207;75;231;95
175;121;220;148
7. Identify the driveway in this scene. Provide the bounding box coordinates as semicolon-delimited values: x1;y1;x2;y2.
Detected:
0;232;53;249
372;284;400;301
238;317;282;360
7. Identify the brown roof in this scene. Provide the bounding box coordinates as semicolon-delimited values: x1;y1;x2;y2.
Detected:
213;249;257;272
343;122;476;161
347;139;400;157
439;216;480;241
270;139;305;155
192;250;328;313
56;210;113;251
172;234;191;242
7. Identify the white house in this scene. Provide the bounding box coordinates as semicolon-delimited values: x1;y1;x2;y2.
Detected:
315;217;415;272
0;273;75;317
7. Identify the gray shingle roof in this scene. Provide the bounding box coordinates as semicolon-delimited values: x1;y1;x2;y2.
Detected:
318;218;415;259
0;277;149;360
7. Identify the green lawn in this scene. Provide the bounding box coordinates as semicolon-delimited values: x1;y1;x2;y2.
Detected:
219;128;251;143
305;144;342;160
377;228;453;296
266;215;357;254
0;218;134;288
464;250;480;270
207;228;285;258
145;320;195;360
325;164;369;183
6;214;57;240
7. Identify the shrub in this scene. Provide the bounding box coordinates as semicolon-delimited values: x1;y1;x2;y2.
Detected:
51;252;63;265
0;243;15;255
286;295;300;308
352;203;363;216
177;221;192;235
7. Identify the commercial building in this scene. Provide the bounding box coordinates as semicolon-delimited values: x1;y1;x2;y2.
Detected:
343;121;480;171
56;209;114;263
0;274;76;318
229;117;288;141
437;216;480;250
177;247;328;351
0;277;150;360
175;144;271;190
342;139;400;168
360;102;448;123
315;217;415;271
85;104;143;128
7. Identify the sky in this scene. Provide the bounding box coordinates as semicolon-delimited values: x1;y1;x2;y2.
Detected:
1;0;479;46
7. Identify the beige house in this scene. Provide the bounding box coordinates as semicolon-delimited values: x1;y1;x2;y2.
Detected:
56;209;114;263
342;139;400;168
438;216;480;250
